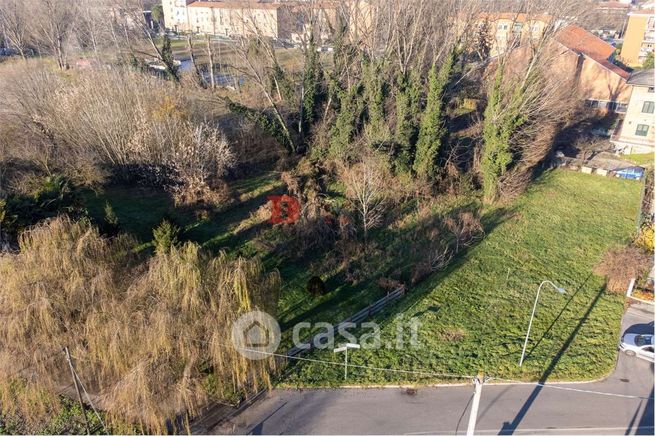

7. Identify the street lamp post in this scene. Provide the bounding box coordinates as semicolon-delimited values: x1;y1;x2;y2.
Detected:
519;280;566;367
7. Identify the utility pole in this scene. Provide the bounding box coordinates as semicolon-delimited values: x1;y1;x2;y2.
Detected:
64;347;91;435
466;374;483;436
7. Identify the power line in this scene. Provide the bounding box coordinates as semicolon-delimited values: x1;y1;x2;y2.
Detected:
235;344;475;380
73;368;107;434
487;377;654;400
70;334;652;401
164;332;477;380
73;335;474;381
2;351;59;380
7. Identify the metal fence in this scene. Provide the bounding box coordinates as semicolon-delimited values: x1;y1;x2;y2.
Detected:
286;287;406;357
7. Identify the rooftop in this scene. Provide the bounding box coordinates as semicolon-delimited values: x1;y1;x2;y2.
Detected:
627;69;655;86
478;12;552;23
555;24;630;79
188;0;283;9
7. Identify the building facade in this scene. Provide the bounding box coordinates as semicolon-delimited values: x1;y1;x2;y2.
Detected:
475;13;551;57
620;12;655;66
612;69;655;154
162;0;194;32
554;25;631;111
161;0;348;43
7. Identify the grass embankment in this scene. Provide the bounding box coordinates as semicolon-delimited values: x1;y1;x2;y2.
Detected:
82;171;411;348
282;170;641;385
84;170;641;385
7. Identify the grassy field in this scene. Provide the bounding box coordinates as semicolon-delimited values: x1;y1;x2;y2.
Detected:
82;172;401;349
82;169;642;385
622;153;654;168
281;170;642;385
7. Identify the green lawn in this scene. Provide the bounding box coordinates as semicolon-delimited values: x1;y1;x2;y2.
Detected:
622;153;654;168
281;170;642;386
83;170;642;385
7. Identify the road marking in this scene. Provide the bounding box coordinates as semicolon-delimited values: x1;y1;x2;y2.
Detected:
405;426;655;435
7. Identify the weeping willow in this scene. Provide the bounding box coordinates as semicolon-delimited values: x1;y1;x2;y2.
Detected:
0;217;280;433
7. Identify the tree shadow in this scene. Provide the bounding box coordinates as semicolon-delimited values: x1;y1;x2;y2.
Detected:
522;272;594;362
623;320;655;336
277;206;513;378
247;401;288;435
499;285;607;434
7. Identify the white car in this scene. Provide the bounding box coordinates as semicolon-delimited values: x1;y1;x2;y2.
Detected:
619;333;655;362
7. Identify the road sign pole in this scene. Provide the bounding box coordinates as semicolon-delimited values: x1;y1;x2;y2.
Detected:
466;375;483;436
334;343;359;382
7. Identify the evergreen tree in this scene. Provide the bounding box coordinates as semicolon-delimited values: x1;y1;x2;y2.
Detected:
330;82;363;158
300;34;323;139
413;49;456;179
394;70;421;171
160;34;179;83
362;57;387;140
480;64;526;202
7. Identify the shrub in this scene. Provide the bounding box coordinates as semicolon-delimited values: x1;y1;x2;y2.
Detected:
152;219;180;255
635;223;654;253
0;175;84;240
594;246;650;293
445;211;484;254
307;276;327;297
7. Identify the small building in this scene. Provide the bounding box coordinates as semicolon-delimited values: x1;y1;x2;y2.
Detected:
612;69;655;154
554;24;631;111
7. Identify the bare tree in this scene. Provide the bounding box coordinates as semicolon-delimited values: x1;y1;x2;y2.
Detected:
0;0;30;59
206;34;216;89
341;153;390;241
31;0;79;69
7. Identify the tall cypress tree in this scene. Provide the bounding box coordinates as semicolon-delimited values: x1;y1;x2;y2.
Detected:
481;63;526;202
362;57;386;136
413;48;456;180
301;34;323;138
394;70;421;171
160;34;179;83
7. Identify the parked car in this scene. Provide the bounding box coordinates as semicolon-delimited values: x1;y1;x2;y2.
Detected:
619;333;655;362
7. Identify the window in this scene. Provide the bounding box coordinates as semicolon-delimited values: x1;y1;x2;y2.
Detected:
643;101;655;113
636;124;650;137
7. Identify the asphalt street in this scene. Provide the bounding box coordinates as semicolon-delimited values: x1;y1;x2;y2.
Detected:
218;302;654;435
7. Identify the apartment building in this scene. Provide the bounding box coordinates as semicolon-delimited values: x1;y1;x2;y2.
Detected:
476;13;551;57
161;0;350;43
554;24;631;111
612;69;655;153
162;0;194;32
619;12;655;66
186;1;284;38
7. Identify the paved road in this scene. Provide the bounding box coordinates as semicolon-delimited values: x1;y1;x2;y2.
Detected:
217;303;654;435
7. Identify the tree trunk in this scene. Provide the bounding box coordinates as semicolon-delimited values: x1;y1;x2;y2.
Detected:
187;34;205;88
205;34;216;89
